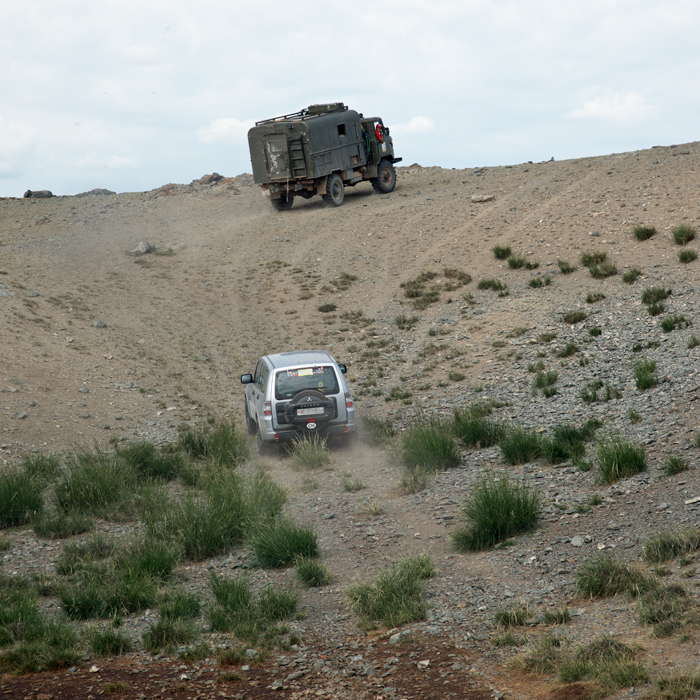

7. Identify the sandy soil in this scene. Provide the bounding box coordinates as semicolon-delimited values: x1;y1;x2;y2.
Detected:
2;142;700;699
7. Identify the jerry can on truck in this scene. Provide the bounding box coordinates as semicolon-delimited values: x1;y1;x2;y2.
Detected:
247;103;401;210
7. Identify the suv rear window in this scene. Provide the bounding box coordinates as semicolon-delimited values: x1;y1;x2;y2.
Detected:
274;366;339;400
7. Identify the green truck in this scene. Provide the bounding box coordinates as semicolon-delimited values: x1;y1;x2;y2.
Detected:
247;103;401;210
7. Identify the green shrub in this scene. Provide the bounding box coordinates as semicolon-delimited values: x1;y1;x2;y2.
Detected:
580;251;607;267
116;441;184;482
493;245;512;260
400;466;431;494
661;313;691;332
346;554;434;628
688;334;700;349
642;286;672;306
588;326;602;337
561;309;587;324
146;470;286;562
638;583;692;637
31;510;94;539
586;291;605;304
177;417;249;466
634;358;658;391
55;447;137;518
318;303;337;312
557;259;576;274
399;416;460;472
395;314;419;330
452;407;504;448
360;414;395;446
673;224;696;245
499;426;543;465
528;276;551;288
664;456;689;476
576;553;656;599
142;618;198;653
286;435;332;470
622;267;641;284
541;420;601;465
452;474;540;551
633;225;656;241
0;467;43;527
596;437;647;484
207;572;299;645
532;370;558;397
678;249;697;263
541;607;572;625
508;255;538;270
295;557;333;587
86;627;134;657
556;341;579;357
340;472;365;492
248;519;318;568
643;528;700;564
477;277;507;292
22;453;61;485
495;605;533;628
589;260;617;279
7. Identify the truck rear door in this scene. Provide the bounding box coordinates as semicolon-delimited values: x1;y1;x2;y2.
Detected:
265;136;290;179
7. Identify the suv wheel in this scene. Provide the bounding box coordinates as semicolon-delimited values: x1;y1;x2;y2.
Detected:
371;159;396;194
245;404;256;435
322;173;345;206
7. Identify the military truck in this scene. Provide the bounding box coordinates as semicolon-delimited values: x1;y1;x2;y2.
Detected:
247;103;401;210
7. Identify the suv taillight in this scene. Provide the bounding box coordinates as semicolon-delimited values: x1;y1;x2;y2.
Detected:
263;401;272;416
345;393;353;408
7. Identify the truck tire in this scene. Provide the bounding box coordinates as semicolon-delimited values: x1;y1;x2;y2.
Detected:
271;193;294;211
322;173;345;206
371;159;396;194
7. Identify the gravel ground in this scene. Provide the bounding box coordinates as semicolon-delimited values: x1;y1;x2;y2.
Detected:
2;142;700;699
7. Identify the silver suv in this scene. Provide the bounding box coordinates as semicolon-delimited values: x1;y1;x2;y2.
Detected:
240;350;355;450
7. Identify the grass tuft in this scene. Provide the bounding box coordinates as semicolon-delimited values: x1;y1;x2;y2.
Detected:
622;267;641;284
673;224;696;245
643;528;700;564
286;435;332;471
633;358;658;391
295;557;333;587
452;474;540;551
499;426;543;464
248;520;318;568
633;225;656;241
596;436;647;484
661;313;691;333
561;309;587;324
346;554;435;629
0;467;44;527
678;249;697;263
493;244;512;260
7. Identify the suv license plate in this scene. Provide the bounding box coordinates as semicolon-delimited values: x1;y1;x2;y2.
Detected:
297;407;324;416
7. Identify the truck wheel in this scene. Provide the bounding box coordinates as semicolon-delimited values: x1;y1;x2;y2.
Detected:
271;193;294;211
371;160;396;194
322;173;345;206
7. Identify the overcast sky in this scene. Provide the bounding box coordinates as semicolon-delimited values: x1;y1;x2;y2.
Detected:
2;1;699;197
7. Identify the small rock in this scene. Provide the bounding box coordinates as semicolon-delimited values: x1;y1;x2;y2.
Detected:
571;536;585;547
92;320;107;328
126;241;155;256
23;189;53;198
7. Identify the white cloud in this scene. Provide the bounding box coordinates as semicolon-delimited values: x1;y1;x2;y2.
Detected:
390;116;436;136
569;91;651;122
121;44;164;66
196;118;253;145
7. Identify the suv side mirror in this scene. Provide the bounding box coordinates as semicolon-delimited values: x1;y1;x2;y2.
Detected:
337;364;347;374
240;373;253;384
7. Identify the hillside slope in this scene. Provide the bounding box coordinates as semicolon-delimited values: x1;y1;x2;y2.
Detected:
1;143;700;699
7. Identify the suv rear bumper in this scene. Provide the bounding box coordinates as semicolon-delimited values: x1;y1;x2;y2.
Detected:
261;421;355;444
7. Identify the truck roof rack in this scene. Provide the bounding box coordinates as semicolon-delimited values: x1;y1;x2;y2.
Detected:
256;103;347;125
